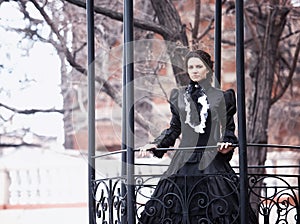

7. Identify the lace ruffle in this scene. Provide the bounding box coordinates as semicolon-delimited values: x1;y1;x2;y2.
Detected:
184;90;209;133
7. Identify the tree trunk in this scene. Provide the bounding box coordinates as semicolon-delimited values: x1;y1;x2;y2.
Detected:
245;3;289;212
150;0;190;86
246;3;289;168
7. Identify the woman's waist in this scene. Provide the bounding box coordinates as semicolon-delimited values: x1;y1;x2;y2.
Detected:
179;138;217;148
177;144;218;153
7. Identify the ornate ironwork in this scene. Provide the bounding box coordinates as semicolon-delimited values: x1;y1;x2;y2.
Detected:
93;178;127;224
92;169;300;223
135;174;240;224
248;174;299;224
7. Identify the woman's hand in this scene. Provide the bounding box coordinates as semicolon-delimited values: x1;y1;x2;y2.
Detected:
217;142;234;154
138;143;157;157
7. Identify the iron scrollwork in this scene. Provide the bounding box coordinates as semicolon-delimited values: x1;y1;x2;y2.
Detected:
248;174;299;223
135;174;240;224
92;173;300;223
92;178;127;224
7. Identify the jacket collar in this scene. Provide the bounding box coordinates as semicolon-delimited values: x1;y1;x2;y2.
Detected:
188;78;211;92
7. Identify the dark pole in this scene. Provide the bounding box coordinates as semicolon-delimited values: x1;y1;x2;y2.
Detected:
235;0;249;223
214;0;222;88
124;0;135;223
298;162;300;223
86;0;96;223
121;43;128;224
121;2;128;224
121;0;128;220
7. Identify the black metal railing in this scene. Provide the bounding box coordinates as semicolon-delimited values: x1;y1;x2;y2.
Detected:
247;173;299;223
91;145;300;224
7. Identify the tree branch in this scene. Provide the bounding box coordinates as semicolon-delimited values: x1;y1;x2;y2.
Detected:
280;29;300;41
64;0;172;38
0;102;64;114
0;143;41;148
271;33;300;105
29;0;86;74
244;8;261;51
27;0;123;112
196;18;214;42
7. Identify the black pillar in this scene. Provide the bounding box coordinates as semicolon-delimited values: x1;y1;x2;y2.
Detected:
214;0;222;88
235;0;249;223
87;0;96;223
123;0;135;223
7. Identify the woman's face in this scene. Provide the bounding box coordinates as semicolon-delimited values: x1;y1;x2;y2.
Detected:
187;57;209;82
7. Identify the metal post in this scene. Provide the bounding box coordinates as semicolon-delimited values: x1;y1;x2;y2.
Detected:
124;0;135;223
235;0;249;223
214;0;222;88
121;10;128;224
121;54;128;223
86;0;96;223
297;164;300;222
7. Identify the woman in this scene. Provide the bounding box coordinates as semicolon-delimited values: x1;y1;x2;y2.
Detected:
138;50;255;223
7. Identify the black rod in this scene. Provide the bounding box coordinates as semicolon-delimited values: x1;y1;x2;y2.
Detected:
124;0;135;223
121;36;127;224
247;143;300;149
298;166;300;222
214;0;222;88
121;6;128;223
235;0;249;223
86;0;96;223
92;143;300;159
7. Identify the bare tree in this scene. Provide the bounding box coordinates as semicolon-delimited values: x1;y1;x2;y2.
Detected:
1;0;299;163
244;0;300;169
0;0;125;148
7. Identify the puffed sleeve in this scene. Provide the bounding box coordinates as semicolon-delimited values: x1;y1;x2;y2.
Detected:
151;88;182;158
222;89;238;144
219;89;238;161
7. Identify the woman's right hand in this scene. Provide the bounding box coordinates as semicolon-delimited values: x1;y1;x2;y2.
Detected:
217;142;234;154
138;143;157;157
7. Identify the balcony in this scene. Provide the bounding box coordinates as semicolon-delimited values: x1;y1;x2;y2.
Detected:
91;146;300;224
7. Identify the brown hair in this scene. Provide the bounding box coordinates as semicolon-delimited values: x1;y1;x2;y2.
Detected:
184;49;214;70
184;49;214;82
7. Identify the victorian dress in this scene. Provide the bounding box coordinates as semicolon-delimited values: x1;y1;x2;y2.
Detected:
139;80;256;224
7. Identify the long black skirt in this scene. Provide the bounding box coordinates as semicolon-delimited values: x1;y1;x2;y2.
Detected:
138;151;257;224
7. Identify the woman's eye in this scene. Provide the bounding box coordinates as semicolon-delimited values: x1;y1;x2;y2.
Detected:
188;66;193;69
196;65;202;69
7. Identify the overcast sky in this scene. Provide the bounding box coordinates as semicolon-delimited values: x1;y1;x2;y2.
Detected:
0;2;64;146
